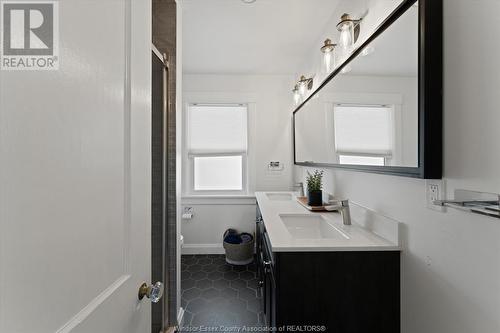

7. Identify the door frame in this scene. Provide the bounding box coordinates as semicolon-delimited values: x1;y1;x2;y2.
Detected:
151;43;175;332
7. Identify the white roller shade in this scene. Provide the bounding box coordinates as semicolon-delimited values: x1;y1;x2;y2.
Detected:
334;105;393;155
188;104;247;154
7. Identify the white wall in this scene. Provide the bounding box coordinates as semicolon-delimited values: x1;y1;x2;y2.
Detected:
295;0;500;332
181;74;294;253
181;197;257;254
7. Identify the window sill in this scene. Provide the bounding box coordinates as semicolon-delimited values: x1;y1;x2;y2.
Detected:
181;194;256;205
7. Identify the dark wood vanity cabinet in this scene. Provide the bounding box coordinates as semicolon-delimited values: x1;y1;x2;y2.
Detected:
256;207;401;333
256;214;276;328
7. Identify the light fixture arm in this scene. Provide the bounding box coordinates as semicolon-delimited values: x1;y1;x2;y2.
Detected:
336;13;363;48
298;75;314;90
336;13;362;31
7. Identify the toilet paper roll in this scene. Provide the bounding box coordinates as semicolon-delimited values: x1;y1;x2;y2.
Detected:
182;213;193;219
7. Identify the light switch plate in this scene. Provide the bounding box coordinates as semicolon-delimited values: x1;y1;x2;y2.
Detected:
426;179;445;212
268;161;284;171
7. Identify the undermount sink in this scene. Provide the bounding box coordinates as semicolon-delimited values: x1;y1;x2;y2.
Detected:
266;193;293;201
279;214;350;240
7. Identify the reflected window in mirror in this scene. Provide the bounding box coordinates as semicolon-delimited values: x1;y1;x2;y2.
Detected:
334;104;395;166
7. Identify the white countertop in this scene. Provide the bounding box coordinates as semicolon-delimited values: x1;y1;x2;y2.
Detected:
255;191;401;252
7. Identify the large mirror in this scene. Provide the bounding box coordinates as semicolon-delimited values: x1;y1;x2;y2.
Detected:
293;0;442;178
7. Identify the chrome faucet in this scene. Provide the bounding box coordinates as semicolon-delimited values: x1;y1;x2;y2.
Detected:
291;182;304;197
339;199;351;225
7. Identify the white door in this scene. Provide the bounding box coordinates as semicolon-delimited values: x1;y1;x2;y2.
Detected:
0;0;154;332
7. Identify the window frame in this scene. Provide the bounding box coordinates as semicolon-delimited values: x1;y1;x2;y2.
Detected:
332;103;396;165
184;103;250;196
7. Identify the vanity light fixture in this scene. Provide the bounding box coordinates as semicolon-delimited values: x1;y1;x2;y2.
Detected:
320;39;337;74
336;13;362;54
297;75;313;96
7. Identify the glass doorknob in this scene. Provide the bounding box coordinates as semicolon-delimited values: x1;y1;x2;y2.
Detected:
138;281;164;303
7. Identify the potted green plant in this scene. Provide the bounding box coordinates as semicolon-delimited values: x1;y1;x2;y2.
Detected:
306;170;324;206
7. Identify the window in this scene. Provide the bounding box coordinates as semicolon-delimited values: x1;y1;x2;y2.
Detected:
333;104;394;166
193;156;243;191
187;104;248;193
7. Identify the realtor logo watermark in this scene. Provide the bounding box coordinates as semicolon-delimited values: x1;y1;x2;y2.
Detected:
0;1;59;70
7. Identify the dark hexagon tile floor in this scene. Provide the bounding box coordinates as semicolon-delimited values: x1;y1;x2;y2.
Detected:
180;254;264;332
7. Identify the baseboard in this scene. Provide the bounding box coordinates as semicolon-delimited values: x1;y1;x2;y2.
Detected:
181;243;224;255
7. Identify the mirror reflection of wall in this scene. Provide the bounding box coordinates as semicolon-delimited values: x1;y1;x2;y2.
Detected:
295;3;418;168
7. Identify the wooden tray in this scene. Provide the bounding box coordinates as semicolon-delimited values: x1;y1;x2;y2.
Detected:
296;196;336;212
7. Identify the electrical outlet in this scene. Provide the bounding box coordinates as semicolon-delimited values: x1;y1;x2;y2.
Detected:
429;184;439;202
426;179;445;212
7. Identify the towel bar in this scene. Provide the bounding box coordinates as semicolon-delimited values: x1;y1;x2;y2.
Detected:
434;189;500;219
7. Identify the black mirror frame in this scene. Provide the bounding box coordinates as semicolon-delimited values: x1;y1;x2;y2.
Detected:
293;0;442;179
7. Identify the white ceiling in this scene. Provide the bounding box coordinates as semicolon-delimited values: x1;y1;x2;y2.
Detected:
181;0;340;75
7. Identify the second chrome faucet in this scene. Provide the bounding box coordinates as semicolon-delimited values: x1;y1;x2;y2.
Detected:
325;199;351;225
338;199;351;225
